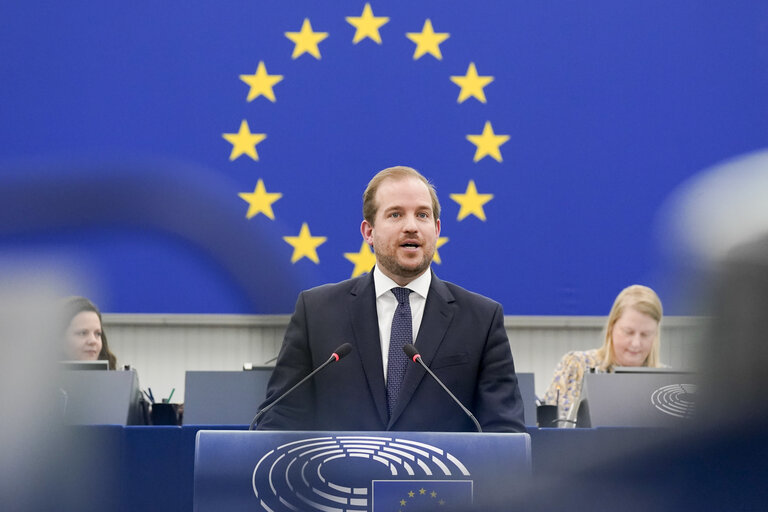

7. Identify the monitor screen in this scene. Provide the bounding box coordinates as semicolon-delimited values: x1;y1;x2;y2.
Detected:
59;360;110;371
612;366;693;374
582;372;698;427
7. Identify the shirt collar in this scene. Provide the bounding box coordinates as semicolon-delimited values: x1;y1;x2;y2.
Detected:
373;265;432;299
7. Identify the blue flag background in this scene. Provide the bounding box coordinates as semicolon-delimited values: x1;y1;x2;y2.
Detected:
1;1;766;314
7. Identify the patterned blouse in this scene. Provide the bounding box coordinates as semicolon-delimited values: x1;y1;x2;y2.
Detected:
542;349;604;421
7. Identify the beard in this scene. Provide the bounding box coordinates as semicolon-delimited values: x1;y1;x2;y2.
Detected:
374;245;434;282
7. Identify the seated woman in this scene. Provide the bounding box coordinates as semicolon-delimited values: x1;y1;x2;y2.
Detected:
61;296;117;369
543;284;663;422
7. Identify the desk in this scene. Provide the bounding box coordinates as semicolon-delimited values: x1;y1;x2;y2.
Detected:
64;426;646;511
59;425;768;512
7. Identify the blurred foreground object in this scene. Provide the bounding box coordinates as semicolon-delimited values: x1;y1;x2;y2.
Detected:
658;149;768;307
511;149;768;511
0;271;117;511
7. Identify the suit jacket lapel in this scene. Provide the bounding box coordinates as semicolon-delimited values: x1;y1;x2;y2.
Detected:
388;271;455;428
348;272;389;426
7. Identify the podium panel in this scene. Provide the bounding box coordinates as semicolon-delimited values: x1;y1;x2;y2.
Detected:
194;430;531;512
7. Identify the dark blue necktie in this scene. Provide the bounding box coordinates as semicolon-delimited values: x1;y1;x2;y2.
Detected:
386;287;413;418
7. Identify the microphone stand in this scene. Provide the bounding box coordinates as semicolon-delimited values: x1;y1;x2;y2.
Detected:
405;345;483;433
249;344;352;430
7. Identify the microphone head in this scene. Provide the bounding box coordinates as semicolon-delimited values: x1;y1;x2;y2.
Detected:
333;343;353;360
403;344;419;360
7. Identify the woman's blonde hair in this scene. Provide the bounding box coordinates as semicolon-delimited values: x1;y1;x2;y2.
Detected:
595;284;663;370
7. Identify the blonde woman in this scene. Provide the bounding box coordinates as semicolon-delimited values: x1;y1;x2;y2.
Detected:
543;285;663;421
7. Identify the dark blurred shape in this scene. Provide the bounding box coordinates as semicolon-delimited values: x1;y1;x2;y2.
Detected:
150;402;183;425
0;157;303;313
536;404;558;427
697;233;768;426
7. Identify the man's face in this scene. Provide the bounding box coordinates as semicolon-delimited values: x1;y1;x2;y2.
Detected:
361;176;440;286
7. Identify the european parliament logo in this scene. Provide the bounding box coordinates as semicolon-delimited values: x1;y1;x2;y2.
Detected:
651;383;697;419
251;436;475;512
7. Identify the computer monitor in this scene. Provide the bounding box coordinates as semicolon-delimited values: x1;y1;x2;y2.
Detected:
58;369;143;425
516;372;536;427
613;366;693;374
580;371;698;427
59;360;110;371
183;369;274;425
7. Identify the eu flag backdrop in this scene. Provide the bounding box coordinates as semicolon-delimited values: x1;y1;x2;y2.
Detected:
1;1;767;314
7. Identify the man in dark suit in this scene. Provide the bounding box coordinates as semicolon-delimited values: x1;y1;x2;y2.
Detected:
258;166;524;432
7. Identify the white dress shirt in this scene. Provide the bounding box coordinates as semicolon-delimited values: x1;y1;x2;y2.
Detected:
373;265;432;382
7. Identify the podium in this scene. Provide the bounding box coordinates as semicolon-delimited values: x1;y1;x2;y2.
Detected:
194;430;531;511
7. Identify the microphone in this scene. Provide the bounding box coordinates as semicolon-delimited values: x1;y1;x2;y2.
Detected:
403;344;483;432
249;343;353;430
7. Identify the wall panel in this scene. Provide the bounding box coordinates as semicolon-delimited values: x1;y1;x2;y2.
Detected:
105;315;703;403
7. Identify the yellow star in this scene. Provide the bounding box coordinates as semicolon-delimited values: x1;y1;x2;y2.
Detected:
432;237;449;264
344;242;377;278
430;490;437;498
283;223;327;264
285;18;329;60
466;121;510;162
406;19;449;60
239;61;283;102
222;120;266;161
408;491;415;498
450;62;494;104
346;3;389;44
419;489;427;495
450;180;494;221
400;499;407;506
238;179;282;220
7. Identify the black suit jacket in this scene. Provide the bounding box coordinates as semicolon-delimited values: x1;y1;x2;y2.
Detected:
257;270;525;432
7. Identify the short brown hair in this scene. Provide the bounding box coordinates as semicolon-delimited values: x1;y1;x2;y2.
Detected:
362;166;441;225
